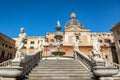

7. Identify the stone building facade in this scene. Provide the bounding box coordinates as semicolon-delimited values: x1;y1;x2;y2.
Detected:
0;33;16;62
112;22;120;64
13;12;116;62
13;36;45;55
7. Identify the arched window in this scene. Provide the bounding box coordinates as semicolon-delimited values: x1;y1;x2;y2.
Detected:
30;46;34;49
50;39;54;42
105;39;111;43
1;51;5;58
23;46;27;49
118;39;120;47
9;53;12;59
98;39;102;43
30;41;35;44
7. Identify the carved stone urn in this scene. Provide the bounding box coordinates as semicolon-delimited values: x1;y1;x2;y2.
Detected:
92;66;118;77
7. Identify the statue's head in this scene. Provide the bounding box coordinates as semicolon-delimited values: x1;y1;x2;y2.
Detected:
20;28;24;33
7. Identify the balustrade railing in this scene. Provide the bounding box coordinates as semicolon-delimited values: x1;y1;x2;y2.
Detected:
74;49;120;79
74;49;94;70
0;50;42;80
106;61;120;69
20;50;42;78
0;59;12;67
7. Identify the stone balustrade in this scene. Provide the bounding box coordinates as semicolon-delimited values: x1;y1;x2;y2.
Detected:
74;49;120;80
0;50;42;80
0;59;12;67
74;50;94;70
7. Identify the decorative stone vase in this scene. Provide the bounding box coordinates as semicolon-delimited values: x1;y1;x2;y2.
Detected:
52;51;65;56
92;66;118;77
0;67;23;78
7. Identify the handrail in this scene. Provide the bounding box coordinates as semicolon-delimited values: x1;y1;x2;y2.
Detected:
0;59;12;67
74;49;94;70
20;50;42;78
0;50;42;80
105;61;120;69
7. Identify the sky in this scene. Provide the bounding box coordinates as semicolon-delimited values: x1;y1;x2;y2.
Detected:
0;0;120;38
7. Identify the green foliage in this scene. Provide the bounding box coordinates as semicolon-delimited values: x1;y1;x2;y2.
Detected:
52;51;65;56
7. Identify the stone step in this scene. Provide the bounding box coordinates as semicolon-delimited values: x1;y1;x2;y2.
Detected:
39;61;77;63
37;63;82;65
31;70;89;74
25;59;93;80
38;61;78;64
26;76;93;80
36;66;83;68
32;68;86;71
39;60;76;61
38;63;80;65
36;65;83;68
34;67;84;69
28;73;92;77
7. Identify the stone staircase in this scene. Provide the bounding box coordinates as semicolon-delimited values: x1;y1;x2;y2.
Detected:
25;58;94;80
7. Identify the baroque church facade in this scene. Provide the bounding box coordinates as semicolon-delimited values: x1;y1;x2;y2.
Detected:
13;12;117;63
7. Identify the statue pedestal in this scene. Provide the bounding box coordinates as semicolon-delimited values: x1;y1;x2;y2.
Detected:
1;77;17;80
99;77;114;80
0;67;23;80
113;70;120;79
92;66;118;77
95;62;105;66
12;59;21;67
0;59;23;80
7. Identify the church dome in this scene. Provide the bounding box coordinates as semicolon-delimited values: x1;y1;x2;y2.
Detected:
65;12;83;27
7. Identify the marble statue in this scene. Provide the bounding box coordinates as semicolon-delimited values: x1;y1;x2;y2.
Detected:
57;20;60;26
56;39;61;51
92;34;104;62
73;36;79;50
92;34;101;54
15;28;27;59
38;37;43;51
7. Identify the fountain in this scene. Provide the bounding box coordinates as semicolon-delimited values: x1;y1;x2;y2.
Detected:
52;21;65;56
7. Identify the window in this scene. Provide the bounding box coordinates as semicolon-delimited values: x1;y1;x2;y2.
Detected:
2;43;4;47
76;36;79;40
1;51;5;58
23;47;27;49
105;55;108;59
50;39;54;42
105;39;111;43
9;46;12;49
117;30;120;34
9;53;12;59
118;39;120;47
5;45;8;47
98;39;102;43
30;46;34;49
7;53;10;59
30;41;35;44
25;41;27;44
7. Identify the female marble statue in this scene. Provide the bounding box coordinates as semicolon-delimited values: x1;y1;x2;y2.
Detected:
92;34;101;54
38;37;43;51
92;34;104;62
15;28;27;59
73;36;79;50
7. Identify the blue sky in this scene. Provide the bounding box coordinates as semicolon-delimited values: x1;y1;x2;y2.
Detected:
0;0;120;38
